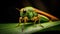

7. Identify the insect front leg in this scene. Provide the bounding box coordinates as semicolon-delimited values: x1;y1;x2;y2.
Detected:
16;17;22;27
23;17;28;23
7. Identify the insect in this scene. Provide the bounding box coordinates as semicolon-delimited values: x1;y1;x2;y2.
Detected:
16;7;59;32
16;7;45;27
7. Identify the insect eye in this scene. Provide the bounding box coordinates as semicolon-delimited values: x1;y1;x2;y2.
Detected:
23;11;26;13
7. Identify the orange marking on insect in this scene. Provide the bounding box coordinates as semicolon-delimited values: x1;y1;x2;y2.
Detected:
33;8;59;20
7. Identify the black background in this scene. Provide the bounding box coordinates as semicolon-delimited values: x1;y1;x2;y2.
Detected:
0;0;60;23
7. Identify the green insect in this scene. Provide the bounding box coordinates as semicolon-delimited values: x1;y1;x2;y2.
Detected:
16;7;50;27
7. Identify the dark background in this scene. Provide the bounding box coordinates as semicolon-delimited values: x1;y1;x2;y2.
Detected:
0;0;60;23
